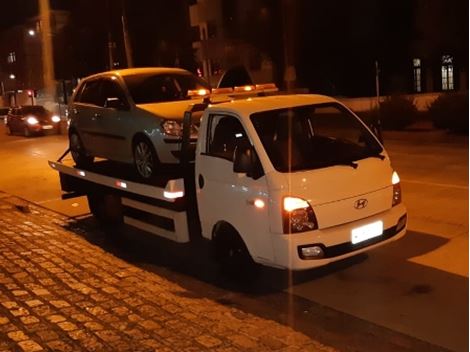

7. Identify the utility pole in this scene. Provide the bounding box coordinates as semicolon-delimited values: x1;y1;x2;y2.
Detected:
374;60;383;143
106;0;114;70
282;0;297;92
121;0;133;68
39;0;56;100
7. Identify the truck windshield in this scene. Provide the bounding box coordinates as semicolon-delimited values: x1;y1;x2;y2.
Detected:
124;73;210;104
250;103;383;172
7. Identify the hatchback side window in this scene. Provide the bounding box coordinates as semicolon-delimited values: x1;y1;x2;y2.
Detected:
101;79;129;109
207;115;250;161
78;80;103;106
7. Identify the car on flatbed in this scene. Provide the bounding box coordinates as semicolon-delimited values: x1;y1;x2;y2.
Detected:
67;67;210;179
53;89;407;275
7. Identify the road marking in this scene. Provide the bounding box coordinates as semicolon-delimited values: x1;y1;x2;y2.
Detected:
402;179;468;190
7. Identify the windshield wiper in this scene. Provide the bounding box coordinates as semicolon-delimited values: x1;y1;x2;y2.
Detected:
310;159;359;170
365;151;386;160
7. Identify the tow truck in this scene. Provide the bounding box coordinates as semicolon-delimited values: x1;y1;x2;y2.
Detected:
49;85;407;274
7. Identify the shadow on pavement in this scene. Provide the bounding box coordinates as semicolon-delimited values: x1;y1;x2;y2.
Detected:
64;217;449;292
64;218;467;352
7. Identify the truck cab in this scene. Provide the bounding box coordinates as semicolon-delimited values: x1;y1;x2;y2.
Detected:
195;94;406;270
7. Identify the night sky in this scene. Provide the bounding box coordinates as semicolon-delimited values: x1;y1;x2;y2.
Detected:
0;0;467;96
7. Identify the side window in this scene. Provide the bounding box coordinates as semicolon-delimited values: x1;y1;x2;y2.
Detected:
207;115;249;161
101;79;128;108
78;80;103;106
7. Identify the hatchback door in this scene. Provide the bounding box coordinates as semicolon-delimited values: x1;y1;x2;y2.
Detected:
95;78;134;162
71;79;103;154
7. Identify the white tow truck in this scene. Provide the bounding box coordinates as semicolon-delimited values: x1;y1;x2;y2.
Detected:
50;86;407;273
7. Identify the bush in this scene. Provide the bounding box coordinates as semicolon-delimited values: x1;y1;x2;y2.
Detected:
428;93;469;134
378;95;418;130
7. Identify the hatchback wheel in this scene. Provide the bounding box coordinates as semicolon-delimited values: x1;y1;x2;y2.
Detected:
69;131;93;167
23;126;31;137
133;138;158;179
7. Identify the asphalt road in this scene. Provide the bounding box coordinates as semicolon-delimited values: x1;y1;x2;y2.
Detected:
0;124;467;351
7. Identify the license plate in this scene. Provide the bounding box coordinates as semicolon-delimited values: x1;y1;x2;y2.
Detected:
351;221;383;244
42;125;53;130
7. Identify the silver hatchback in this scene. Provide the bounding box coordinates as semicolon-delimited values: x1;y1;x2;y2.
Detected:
68;67;210;179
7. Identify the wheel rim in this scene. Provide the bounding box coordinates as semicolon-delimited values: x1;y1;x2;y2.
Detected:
134;141;154;178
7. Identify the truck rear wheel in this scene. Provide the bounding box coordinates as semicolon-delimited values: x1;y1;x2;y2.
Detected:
87;193;123;226
213;223;258;280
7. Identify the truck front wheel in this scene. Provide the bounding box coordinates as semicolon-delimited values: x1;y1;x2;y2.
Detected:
212;224;258;280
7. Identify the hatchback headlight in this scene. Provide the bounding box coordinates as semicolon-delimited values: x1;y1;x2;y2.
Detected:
26;116;39;125
162;120;182;137
162;120;199;138
52;115;61;123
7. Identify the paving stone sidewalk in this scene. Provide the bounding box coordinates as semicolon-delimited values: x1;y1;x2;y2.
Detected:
0;194;335;352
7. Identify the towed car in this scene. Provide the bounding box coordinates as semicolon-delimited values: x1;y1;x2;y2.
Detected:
5;105;61;136
68;67;210;179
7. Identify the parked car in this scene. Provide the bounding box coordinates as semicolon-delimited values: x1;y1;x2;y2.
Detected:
0;107;10;120
5;105;61;136
68;67;211;179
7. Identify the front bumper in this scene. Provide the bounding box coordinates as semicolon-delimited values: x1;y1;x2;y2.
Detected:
269;203;407;270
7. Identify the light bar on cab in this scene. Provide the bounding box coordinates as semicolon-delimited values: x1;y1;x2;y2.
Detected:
187;88;210;97
234;85;255;92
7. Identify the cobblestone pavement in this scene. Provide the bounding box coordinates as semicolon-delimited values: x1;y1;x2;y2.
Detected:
0;193;336;352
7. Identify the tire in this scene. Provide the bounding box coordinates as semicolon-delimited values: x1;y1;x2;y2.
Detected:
213;223;258;281
23;126;31;137
87;193;123;226
133;137;159;180
69;131;93;167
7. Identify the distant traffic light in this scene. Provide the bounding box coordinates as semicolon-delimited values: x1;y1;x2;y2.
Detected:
27;90;33;97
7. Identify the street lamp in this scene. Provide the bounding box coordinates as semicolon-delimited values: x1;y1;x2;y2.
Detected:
28;29;36;36
9;74;15;80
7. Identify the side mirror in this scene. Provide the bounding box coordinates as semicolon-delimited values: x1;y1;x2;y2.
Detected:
105;97;128;110
233;146;264;179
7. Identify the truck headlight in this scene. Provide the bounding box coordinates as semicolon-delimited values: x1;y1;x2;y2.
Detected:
26;116;39;125
392;171;401;206
283;196;318;234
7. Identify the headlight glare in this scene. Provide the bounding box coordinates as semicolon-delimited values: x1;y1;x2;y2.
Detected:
26;116;39;125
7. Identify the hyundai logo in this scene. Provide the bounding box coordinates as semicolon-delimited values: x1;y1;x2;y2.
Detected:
354;198;368;209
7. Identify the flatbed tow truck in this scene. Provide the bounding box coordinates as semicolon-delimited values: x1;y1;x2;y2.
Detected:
49;87;407;274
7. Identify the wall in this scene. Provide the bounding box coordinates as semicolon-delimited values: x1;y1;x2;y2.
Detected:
338;92;443;112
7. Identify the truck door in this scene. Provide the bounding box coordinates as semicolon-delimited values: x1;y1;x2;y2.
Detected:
195;113;273;263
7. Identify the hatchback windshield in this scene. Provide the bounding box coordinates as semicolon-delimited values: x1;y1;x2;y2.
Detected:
21;106;47;115
124;73;210;104
250;103;383;172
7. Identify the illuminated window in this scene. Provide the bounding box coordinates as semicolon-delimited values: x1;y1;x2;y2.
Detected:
7;52;16;64
441;55;454;90
413;58;421;92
